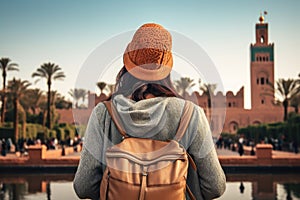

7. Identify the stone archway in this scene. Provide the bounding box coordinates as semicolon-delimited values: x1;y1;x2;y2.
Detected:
229;121;239;134
252;120;261;126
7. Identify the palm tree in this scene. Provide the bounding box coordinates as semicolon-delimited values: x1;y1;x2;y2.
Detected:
69;88;87;108
0;58;19;124
79;89;87;106
265;78;300;121
50;90;60;124
292;74;300;113
97;82;107;95
38;95;48;127
7;78;31;144
291;93;300;113
106;84;115;96
55;95;72;109
32;62;65;129
20;88;43;114
199;79;217;108
174;77;195;98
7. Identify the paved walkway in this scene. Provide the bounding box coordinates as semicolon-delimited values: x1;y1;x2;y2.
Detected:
216;148;239;156
215;146;300;157
1;147;300;159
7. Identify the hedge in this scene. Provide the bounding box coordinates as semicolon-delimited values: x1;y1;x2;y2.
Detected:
0;123;79;142
237;114;300;144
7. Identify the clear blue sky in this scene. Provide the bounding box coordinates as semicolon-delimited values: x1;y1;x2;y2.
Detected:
0;0;299;108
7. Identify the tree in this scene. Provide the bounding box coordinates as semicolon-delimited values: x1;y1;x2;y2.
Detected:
32;62;65;129
97;82;107;95
7;78;31;143
106;84;115;96
55;95;72;109
291;93;300;113
49;91;60;125
80;89;87;105
265;78;300;121
38;95;48;127
199;79;217;108
69;88;87;108
0;58;19;124
174;77;195;98
20;88;43;114
291;74;300;113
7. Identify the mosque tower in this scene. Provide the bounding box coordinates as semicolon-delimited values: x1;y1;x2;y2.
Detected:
250;13;275;109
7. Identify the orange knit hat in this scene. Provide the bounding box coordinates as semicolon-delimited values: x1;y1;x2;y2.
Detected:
123;23;173;81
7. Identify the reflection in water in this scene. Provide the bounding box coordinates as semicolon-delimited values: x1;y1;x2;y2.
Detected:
0;173;299;199
46;182;51;200
217;173;300;200
0;183;27;200
0;174;74;200
239;182;245;194
284;184;300;199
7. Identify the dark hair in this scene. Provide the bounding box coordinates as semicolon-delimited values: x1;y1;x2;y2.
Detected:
110;66;181;101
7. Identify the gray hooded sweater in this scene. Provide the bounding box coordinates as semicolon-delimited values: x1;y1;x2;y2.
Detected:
73;95;226;200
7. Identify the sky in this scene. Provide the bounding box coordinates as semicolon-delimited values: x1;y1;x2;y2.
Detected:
0;0;299;108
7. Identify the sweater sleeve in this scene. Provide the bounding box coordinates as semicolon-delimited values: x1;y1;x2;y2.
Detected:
73;148;103;199
187;106;226;200
73;105;106;200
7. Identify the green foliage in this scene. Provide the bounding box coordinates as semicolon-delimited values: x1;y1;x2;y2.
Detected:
75;124;87;137
237;114;300;144
53;123;76;140
220;132;238;141
1;121;80;141
48;129;57;138
26;112;41;124
0;127;14;140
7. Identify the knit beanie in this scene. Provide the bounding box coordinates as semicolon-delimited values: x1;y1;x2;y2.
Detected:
123;23;173;81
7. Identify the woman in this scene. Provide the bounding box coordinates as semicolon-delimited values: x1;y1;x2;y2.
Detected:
73;23;226;200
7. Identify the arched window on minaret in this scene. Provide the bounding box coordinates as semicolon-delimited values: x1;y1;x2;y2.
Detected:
257;78;259;84
260;77;265;85
260;35;264;43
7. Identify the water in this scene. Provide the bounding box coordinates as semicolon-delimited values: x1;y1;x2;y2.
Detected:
0;173;299;200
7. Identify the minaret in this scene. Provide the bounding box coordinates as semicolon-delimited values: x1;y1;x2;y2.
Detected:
250;13;275;109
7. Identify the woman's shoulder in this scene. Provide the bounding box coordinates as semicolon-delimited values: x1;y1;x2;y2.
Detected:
89;102;108;122
165;97;204;114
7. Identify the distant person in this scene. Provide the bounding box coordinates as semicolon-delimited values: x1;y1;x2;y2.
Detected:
293;141;299;154
238;136;244;156
216;136;223;149
6;138;12;153
73;23;226;200
1;139;6;156
231;143;236;152
250;145;255;156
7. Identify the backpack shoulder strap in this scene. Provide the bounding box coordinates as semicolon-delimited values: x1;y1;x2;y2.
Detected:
174;101;197;200
174;101;194;142
103;101;127;138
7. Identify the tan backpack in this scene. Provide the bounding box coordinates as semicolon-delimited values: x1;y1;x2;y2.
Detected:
100;101;196;200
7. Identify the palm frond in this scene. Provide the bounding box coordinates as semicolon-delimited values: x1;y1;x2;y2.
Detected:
53;72;66;80
7;63;19;71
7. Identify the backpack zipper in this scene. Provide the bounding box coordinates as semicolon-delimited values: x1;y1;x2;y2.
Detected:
106;151;185;166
